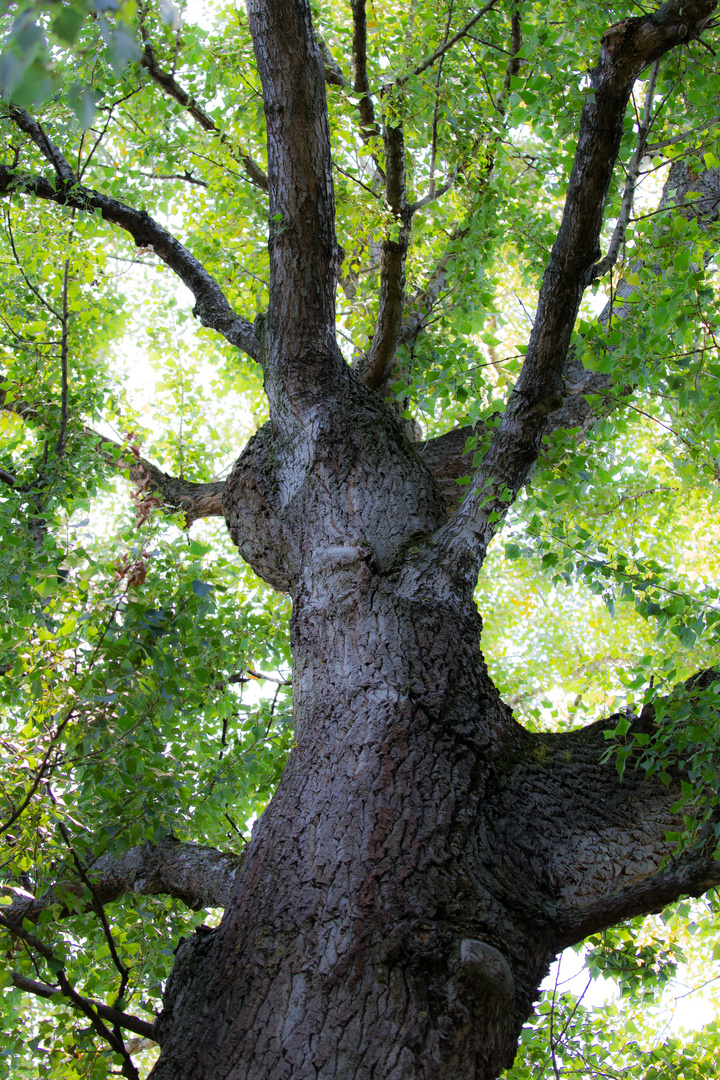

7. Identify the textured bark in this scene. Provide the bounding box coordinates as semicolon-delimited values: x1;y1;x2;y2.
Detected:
6;0;719;1075
0;377;226;523
1;836;243;927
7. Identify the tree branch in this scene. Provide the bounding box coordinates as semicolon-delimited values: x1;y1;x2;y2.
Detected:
5;105;75;184
591;60;660;281
1;835;244;927
357;123;411;391
96;433;227;524
349;0;379;139
425;0;717;590
140;41;270;192
394;0;503;88
418;147;720;518
0;374;227;523
0;162;262;362
10;972;157;1041
247;0;345;403
483;671;720;955
381;9;522;380
56;968;140;1079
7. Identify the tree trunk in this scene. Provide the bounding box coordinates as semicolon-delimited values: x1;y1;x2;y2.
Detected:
145;2;720;1077
150;370;715;1080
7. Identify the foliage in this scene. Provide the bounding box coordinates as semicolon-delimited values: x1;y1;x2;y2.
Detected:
0;0;719;1076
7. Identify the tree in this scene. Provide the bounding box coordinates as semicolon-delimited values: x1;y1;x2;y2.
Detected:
1;0;720;1077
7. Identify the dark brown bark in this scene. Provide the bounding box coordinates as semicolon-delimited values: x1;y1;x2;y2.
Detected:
358;124;411;392
349;0;379;140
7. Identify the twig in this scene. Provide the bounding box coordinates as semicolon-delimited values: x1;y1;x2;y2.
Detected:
332;160;380;199
394;0;502;88
4;209;62;321
57;970;139;1080
79;89;142;181
428;0;455;201
591;60;660;281
135;169;209;188
55;815;131;1006
645;115;720;153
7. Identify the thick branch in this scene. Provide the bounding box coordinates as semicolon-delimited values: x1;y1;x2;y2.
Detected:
100;435;226;525
419;151;720;517
358;124;410;390
11;973;157;1041
429;0;717;588
349;0;378;138
248;0;345;401
485;671;720;955
1;836;244;927
0;376;226;523
0;163;261;361
5;106;75;183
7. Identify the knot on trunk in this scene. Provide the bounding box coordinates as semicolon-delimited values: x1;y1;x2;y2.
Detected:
458;939;514;1001
223;422;296;592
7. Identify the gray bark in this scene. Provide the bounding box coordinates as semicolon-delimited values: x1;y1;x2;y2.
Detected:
1;836;243;926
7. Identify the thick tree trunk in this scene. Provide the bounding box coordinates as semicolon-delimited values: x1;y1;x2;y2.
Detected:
152;522;538;1078
150;368;716;1080
146;2;720;1077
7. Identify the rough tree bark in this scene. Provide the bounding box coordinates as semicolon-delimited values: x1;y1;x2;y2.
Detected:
3;1;720;1078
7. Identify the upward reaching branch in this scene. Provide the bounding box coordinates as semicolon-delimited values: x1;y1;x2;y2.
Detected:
358;122;411;391
247;0;344;405
428;0;717;590
349;0;379;140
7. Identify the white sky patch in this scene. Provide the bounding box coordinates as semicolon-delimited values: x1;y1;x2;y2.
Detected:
544;947;720;1036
